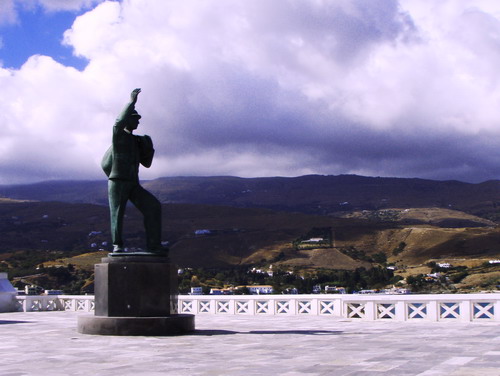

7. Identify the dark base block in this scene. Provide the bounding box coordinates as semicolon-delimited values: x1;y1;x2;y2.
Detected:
95;260;178;317
77;314;195;336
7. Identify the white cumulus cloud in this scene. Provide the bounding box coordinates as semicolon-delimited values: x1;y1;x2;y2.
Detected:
1;0;500;184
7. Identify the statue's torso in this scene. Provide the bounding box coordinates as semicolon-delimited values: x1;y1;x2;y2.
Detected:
108;127;141;181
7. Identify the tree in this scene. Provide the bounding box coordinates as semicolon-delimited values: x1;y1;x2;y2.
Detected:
234;286;250;295
190;276;201;287
392;242;406;256
372;252;387;264
407;274;426;292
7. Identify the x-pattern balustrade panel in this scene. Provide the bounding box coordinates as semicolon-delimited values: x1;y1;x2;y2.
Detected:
181;300;194;313
346;302;366;319
407;302;427;319
198;300;211;313
276;300;291;314
216;300;230;314
473;301;495;320
377;303;396;319
29;299;43;311
236;300;250;314
319;300;335;315
76;300;87;311
440;302;460;320
63;299;74;311
256;300;270;314
298;300;312;314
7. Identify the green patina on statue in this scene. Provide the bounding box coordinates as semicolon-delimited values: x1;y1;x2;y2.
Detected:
101;88;167;256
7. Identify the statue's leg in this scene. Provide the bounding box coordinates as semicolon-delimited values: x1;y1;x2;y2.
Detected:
108;179;131;252
130;184;163;252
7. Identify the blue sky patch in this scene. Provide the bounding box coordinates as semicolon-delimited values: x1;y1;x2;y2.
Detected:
0;7;87;70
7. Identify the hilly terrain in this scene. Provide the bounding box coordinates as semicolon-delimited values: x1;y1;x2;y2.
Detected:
0;201;499;292
1;174;499;293
2;175;500;219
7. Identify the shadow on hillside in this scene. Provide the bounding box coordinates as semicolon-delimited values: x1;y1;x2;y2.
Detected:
193;329;342;336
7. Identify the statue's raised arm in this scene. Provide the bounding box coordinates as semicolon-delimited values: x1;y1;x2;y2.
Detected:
115;88;142;129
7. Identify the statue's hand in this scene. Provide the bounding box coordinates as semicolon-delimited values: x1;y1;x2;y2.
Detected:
131;88;141;102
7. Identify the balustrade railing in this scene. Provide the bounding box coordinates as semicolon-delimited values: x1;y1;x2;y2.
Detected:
15;295;94;313
14;293;500;322
178;294;500;322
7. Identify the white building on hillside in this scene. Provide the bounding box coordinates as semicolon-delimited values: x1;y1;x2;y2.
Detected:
325;286;346;294
190;287;203;295
247;285;274;294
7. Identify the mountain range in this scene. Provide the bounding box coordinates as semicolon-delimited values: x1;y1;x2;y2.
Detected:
2;174;500;219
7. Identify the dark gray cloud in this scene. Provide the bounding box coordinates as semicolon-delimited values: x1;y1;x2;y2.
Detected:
1;0;500;184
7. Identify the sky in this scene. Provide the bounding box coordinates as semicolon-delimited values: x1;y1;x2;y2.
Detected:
1;0;500;184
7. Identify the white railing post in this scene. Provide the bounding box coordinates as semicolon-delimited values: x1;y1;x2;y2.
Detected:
365;301;376;321
334;298;342;317
427;300;439;322
460;299;472;322
495;300;500;321
395;301;406;321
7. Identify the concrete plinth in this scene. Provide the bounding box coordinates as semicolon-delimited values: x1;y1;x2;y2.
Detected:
94;256;178;317
78;255;194;336
78;314;195;336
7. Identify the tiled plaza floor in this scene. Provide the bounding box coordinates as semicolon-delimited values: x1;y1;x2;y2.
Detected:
0;311;499;375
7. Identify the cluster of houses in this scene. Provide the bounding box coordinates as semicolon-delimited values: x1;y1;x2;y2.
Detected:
189;284;411;295
15;285;62;296
190;285;276;295
354;287;411;294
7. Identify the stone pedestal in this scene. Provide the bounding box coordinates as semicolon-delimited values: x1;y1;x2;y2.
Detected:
78;255;194;336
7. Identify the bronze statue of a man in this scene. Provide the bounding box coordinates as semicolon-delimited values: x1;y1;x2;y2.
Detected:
101;88;165;255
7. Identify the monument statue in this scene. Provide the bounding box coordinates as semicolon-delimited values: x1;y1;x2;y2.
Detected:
101;88;166;255
78;94;194;336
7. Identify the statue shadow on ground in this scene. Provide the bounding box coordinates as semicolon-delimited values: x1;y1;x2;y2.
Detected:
248;330;343;336
193;329;343;336
0;320;31;325
193;329;238;336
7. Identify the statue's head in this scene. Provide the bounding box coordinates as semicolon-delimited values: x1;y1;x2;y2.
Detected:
126;110;141;131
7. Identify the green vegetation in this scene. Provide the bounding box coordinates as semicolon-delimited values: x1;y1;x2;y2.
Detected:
339;246;372;262
11;264;93;295
406;274;426;292
449;271;469;284
365;210;401;222
0;250;65;277
372;252;387;264
392;242;406;256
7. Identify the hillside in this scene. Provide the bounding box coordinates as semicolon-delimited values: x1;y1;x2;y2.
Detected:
1;175;500;292
341;207;496;228
0;200;383;269
1;200;499;271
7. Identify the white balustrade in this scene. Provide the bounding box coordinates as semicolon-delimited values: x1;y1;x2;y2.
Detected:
16;295;94;312
14;293;500;322
177;293;500;322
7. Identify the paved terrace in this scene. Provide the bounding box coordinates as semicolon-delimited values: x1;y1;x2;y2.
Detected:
0;311;499;376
